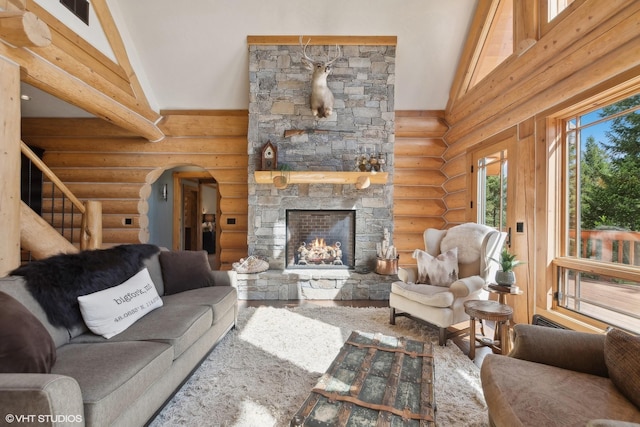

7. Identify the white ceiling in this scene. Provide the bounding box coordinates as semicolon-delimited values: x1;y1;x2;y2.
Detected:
20;0;477;117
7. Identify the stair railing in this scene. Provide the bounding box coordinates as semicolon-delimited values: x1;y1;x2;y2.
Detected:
21;141;102;250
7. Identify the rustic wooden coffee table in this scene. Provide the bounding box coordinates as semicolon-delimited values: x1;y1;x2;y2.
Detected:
290;331;436;426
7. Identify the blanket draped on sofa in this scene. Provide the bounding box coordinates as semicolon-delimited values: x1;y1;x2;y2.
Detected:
11;244;160;329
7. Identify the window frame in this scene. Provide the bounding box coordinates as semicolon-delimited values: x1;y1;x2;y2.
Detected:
540;0;586;36
549;89;640;331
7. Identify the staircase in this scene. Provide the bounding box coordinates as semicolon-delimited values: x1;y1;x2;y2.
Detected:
20;142;102;260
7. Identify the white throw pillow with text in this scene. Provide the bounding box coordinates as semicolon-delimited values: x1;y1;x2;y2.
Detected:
77;268;163;339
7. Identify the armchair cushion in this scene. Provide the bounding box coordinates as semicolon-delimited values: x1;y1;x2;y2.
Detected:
605;328;640;409
390;282;454;308
440;223;486;264
413;247;458;287
449;275;485;298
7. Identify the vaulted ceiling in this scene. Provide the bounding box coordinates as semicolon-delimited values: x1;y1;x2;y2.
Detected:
19;0;477;118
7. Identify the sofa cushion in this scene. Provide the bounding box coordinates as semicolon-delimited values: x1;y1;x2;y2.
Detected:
10;244;160;329
143;250;165;296
605;328;640;409
159;250;215;295
77;268;163;339
0;276;70;348
0;291;56;373
390;281;454;307
71;304;213;360
51;341;173;427
481;354;640;427
413;247;458;287
162;286;238;324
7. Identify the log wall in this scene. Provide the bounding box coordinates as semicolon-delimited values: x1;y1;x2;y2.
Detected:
21;111;249;270
393;111;449;267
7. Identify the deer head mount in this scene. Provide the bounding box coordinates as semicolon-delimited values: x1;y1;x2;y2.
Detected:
299;36;341;119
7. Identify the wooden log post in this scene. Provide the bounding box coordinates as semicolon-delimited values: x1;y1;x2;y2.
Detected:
81;200;103;250
514;0;538;55
0;58;20;276
20;201;78;259
0;11;51;47
0;0;26;12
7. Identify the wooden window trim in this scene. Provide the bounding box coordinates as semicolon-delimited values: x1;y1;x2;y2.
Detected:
540;0;587;37
543;86;640;330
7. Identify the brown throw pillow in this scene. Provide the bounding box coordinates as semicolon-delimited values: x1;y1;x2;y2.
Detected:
159;250;215;295
604;328;640;409
0;291;56;373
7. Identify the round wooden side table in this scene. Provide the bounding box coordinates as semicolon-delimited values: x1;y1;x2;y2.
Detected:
464;300;513;360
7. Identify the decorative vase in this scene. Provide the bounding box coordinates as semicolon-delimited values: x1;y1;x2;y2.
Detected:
495;270;516;286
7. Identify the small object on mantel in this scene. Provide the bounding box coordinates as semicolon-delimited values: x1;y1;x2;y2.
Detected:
283;128;356;138
261;141;277;171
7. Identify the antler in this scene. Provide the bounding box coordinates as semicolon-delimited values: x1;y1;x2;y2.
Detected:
326;45;341;65
299;35;314;63
299;35;341;65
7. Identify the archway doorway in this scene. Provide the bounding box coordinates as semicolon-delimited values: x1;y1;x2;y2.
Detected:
171;171;219;269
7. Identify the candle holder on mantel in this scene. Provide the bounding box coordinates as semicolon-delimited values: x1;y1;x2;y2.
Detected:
356;151;387;172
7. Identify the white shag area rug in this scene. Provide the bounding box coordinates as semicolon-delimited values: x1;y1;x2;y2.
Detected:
149;306;488;427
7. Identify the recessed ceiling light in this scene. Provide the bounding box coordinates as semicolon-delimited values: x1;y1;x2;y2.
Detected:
20;94;31;101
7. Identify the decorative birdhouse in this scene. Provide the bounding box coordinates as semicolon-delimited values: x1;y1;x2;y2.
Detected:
261;141;277;171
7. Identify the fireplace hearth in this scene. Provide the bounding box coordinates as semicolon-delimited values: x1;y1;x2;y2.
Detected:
287;210;355;269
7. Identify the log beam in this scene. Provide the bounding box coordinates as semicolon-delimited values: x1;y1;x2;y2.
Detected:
13;47;165;141
0;0;25;11
0;11;51;47
513;0;538;54
0;57;20;276
20;201;78;259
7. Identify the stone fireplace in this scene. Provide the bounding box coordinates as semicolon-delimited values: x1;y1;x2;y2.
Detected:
287;210;356;269
241;36;396;300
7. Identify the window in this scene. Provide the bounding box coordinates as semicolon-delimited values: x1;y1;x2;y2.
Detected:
540;0;583;36
556;93;640;333
477;148;508;231
60;0;89;25
468;0;514;88
545;0;576;22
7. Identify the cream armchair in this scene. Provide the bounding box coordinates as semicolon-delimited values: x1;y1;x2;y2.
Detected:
390;223;507;345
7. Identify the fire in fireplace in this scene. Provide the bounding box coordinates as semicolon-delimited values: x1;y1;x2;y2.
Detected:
286;210;355;269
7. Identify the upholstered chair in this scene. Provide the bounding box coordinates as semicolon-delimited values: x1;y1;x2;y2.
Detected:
389;223;507;345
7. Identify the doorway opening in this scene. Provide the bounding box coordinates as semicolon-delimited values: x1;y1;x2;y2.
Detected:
172;171;219;268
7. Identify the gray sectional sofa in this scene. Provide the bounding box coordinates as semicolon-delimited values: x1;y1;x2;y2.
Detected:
0;245;237;427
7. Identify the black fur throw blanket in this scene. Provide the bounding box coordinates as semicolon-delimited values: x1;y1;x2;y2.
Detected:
11;244;160;329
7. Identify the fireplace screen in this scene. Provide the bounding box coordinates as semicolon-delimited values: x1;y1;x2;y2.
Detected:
286;210;355;268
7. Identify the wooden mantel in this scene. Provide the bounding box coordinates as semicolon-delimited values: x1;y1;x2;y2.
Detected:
254;171;388;186
247;35;397;46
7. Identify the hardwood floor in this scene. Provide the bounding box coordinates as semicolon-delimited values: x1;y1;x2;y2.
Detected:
238;299;496;368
